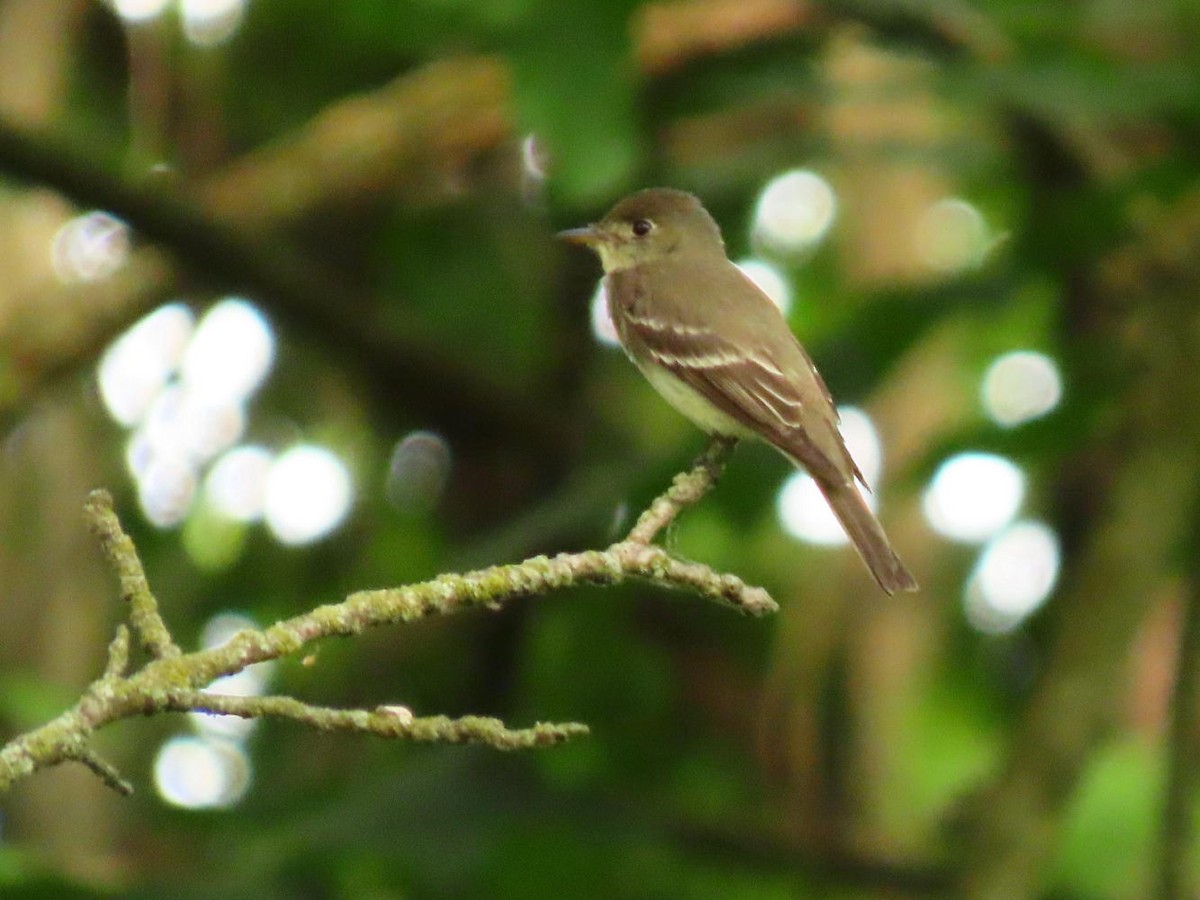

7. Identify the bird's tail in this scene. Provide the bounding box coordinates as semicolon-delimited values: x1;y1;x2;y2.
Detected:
816;479;918;595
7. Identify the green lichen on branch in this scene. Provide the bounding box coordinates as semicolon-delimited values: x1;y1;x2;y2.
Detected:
0;438;775;794
625;436;737;544
170;691;587;749
84;489;179;660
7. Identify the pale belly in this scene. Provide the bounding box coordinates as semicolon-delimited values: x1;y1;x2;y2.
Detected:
638;360;754;439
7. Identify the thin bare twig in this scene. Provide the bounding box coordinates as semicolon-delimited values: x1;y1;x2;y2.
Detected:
103;624;131;678
71;749;134;797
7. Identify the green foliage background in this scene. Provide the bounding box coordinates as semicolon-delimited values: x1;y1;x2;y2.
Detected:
1;0;1200;897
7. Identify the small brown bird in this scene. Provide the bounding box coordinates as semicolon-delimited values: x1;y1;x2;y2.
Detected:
560;188;917;594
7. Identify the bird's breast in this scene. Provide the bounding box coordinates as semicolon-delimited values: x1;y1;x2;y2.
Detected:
636;360;752;438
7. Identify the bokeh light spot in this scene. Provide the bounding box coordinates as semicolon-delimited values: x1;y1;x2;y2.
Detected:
590;279;620;347
111;0;170;22
98;303;194;426
982;351;1063;427
138;383;246;470
915;197;989;273
735;258;793;317
777;408;882;546
136;451;198;528
205;445;274;522
387;431;452;514
99;295;278;531
50;211;130;283
964;521;1061;633
263;445;353;545
181;298;275;406
752;169;837;256
181;502;247;571
180;0;247;46
154;736;251;809
520;133;548;182
923;452;1025;543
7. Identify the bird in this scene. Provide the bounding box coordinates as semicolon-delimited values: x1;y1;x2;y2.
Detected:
559;187;917;594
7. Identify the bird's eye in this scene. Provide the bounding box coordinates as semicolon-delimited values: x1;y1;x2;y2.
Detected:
631;218;654;237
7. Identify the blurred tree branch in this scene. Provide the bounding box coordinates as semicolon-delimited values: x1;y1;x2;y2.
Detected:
0;0;955;437
0;439;774;794
0;111;568;459
1159;505;1200;900
676;816;951;896
0;0;1030;451
955;151;1200;897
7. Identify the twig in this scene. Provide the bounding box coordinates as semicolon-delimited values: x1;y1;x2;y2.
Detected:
0;454;775;794
169;691;587;750
0;107;566;460
85;491;178;659
71;749;134;796
626;437;737;545
103;624;131;678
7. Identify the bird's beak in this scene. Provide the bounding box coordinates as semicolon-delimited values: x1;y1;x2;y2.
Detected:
556;225;602;246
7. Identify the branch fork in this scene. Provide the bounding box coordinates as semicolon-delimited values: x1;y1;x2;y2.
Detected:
0;437;773;794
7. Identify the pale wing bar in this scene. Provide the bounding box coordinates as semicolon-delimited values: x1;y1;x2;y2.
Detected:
626;313;850;485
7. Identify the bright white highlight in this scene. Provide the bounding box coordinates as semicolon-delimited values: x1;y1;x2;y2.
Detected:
965;521;1061;633
99;304;195;426
735;258;793;317
923;452;1025;543
135;449;198;527
50;211;130;283
520;133;547;181
915;197;989;273
181;298;275;406
205;445;274;522
153;736;251;809
591;260;792;347
181;0;247;46
263;445;353;545
142;384;246;464
99;298;275;531
753;169;837;255
124;381;247;528
777;407;881;546
110;0;170;24
982;351;1063;427
590;279;620;347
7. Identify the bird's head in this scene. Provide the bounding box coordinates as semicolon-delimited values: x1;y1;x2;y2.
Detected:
558;188;726;272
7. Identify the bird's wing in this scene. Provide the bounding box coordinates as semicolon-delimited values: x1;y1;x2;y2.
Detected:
612;261;864;487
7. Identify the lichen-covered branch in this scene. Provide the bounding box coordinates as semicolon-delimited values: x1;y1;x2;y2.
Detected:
72;750;133;796
84;491;178;660
169;692;585;750
625;437;737;544
0;440;775;794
